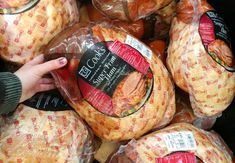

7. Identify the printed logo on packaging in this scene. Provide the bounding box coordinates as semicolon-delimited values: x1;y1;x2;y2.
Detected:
156;152;203;163
77;40;153;117
0;0;39;14
23;90;72;111
199;10;235;72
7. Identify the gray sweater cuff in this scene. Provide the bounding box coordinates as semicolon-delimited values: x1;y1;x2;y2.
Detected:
0;72;22;114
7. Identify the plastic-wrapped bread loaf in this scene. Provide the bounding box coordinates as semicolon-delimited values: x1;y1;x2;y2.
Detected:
0;0;79;64
108;123;233;163
92;0;173;21
0;104;96;162
167;0;235;117
44;22;175;141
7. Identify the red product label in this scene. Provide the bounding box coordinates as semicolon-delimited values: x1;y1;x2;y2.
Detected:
108;40;149;74
199;10;235;72
78;78;115;116
199;15;215;48
77;41;152;117
156;152;197;163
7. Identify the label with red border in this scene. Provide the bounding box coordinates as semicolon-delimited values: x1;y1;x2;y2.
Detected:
156;152;201;163
199;10;235;72
0;0;39;14
77;41;153;117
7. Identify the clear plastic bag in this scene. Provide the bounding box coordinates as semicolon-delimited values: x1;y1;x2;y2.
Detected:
171;90;217;130
153;15;171;40
0;0;79;64
44;22;175;141
146;40;167;65
0;104;98;162
167;0;235;118
92;0;173;21
95;140;124;163
171;90;197;124
155;0;176;25
108;123;233;163
79;3;145;39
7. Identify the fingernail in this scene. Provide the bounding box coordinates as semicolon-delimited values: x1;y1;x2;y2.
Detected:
58;57;67;65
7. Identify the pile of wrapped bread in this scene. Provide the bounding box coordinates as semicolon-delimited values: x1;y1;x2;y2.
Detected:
0;0;234;162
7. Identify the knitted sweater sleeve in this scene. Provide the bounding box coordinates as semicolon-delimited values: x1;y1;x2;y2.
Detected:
0;72;22;114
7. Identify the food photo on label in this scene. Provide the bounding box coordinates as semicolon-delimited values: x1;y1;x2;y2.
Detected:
44;21;176;141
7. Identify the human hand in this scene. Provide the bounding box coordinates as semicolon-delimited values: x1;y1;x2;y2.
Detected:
14;54;67;102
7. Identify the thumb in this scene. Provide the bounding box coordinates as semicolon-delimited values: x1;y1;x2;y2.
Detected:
26;54;44;66
35;57;67;76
